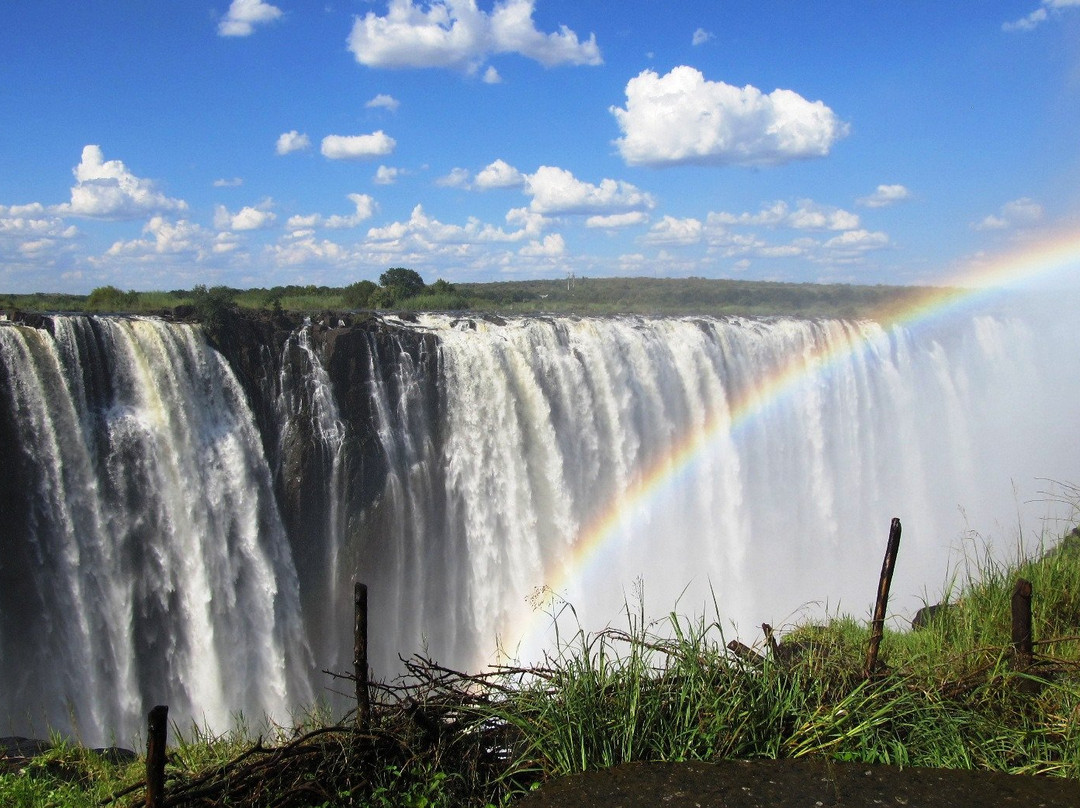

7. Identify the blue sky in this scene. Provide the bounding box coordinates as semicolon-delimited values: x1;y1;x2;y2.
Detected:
2;1;1079;293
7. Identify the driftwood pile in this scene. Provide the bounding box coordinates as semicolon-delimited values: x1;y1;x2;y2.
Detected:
107;656;532;808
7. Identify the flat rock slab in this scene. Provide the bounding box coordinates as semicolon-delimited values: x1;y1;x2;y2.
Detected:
516;759;1080;808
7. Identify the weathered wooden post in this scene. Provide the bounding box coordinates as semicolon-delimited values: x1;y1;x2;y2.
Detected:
354;581;370;729
145;705;168;808
1011;577;1034;669
865;518;902;678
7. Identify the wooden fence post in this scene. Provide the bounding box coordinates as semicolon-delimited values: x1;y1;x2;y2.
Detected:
1011;578;1034;669
145;705;168;808
865;518;902;678
354;581;370;730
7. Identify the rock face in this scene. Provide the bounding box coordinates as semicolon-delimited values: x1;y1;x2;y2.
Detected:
202;308;442;666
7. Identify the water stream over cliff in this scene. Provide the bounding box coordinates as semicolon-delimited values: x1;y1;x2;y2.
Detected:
1;308;1077;745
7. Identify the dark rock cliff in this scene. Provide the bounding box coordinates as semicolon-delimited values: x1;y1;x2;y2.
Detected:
202;309;443;651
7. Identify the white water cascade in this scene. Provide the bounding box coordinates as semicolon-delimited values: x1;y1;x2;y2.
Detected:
381;311;1080;669
0;317;312;746
1;308;1078;745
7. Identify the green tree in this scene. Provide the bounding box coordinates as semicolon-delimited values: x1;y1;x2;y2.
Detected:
342;279;378;309
368;285;398;310
428;278;456;295
379;267;426;301
86;285;137;311
191;285;237;328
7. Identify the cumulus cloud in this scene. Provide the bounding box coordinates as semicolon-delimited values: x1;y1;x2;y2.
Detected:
214;199;276;231
642;215;703;245
482;65;502;83
475;159;526;189
524;165;654;215
0;204;79;263
276;131;311;155
974;197;1044;230
586;211;649;229
519;233;565;257
347;0;601;73
56;145;187;219
103;216;238;262
218;0;283;37
366;93;401;112
375;165;401;185
857;184;911;208
691;28;712;46
437;167;472;188
285;194;378;231
821;229;890;253
213;177;244;188
611;66;850;167
326;194;377;228
321;131;397;160
366;203;546;250
708;199;859;231
1004;0;1080;31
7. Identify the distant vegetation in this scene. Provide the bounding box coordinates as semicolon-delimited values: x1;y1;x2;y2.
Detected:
1;270;948;321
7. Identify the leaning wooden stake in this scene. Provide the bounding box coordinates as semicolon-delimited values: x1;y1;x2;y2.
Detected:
865;518;902;678
1011;577;1034;669
354;581;370;729
145;705;168;808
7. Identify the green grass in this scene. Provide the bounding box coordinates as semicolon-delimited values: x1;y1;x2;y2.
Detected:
4;517;1080;806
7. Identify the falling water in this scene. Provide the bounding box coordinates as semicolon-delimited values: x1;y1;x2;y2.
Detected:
0;317;312;746
1;308;1077;745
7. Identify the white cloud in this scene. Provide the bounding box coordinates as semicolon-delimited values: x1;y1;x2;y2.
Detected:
611;66;850;167
215;199;276;231
975;197;1044;230
708;199;859;231
347;0;601;73
482;65;502;83
366;93;401;112
213;177;244;188
286;213;321;232
642;215;703;245
0;204;79;264
321;131;397;160
524;165;655;215
821;229;890;252
586;211;648;229
284;194;378;231
1004;0;1080;31
691;28;712;46
218;0;283;37
276;131;311;155
56;145;187;219
857;184;911;208
375;166;401;185
272;236;357;267
365;203;546;250
475;159;525;189
787;201;859;231
103;216;231;261
519;233;565;257
437;167;472;187
326;193;377;228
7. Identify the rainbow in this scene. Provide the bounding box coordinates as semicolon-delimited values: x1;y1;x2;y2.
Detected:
503;227;1080;658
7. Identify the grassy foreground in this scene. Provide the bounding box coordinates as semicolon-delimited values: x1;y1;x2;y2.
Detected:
4;524;1080;807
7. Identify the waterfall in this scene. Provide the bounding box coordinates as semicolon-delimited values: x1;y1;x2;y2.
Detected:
0;317;312;746
1;308;1077;745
